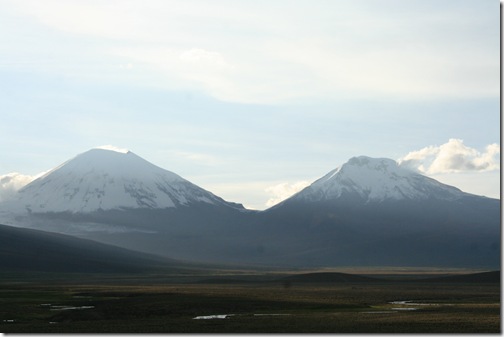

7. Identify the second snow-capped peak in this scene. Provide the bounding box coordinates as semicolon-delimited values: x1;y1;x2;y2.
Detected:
289;156;464;203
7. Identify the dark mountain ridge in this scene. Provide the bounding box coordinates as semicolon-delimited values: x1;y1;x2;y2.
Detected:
0;223;182;273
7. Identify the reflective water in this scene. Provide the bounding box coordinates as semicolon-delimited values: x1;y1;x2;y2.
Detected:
193;314;234;320
50;305;95;311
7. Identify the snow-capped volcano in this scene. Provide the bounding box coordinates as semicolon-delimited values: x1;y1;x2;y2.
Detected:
14;148;242;213
286;156;466;204
260;155;499;268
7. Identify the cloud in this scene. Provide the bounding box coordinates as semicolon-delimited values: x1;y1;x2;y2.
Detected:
398;139;500;174
6;0;142;40
95;145;130;154
5;0;497;104
179;48;229;68
265;181;310;208
0;173;36;202
119;63;133;70
177;48;239;100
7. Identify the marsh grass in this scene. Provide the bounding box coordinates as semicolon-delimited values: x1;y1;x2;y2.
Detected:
0;277;499;333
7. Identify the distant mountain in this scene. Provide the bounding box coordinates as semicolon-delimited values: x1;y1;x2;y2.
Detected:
13;148;244;213
277;156;467;205
0;152;499;269
0;223;181;273
255;156;500;268
0;148;252;263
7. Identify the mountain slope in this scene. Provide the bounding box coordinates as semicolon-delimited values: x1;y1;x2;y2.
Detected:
0;223;182;273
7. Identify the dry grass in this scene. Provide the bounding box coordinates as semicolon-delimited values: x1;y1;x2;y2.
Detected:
0;279;499;333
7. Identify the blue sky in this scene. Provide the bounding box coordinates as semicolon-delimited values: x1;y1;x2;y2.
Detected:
0;0;500;209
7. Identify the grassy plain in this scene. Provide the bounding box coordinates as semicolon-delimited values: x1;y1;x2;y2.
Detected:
0;272;500;333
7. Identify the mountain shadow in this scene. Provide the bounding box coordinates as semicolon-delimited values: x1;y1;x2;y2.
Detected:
0;223;183;273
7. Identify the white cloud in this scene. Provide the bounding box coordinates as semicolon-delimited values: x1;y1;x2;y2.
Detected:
95;145;130;154
265;181;310;208
4;0;497;104
6;0;143;40
119;63;133;70
177;48;238;100
179;48;229;68
398;139;500;174
0;172;36;202
110;46;242;101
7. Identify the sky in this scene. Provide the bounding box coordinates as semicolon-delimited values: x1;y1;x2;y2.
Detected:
0;0;500;210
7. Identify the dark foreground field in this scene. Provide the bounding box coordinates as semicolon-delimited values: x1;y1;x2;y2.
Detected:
0;271;499;333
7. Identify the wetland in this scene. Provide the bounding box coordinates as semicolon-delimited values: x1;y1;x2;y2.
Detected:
0;270;499;333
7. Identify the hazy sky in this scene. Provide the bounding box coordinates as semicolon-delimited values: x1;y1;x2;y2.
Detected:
0;0;500;209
